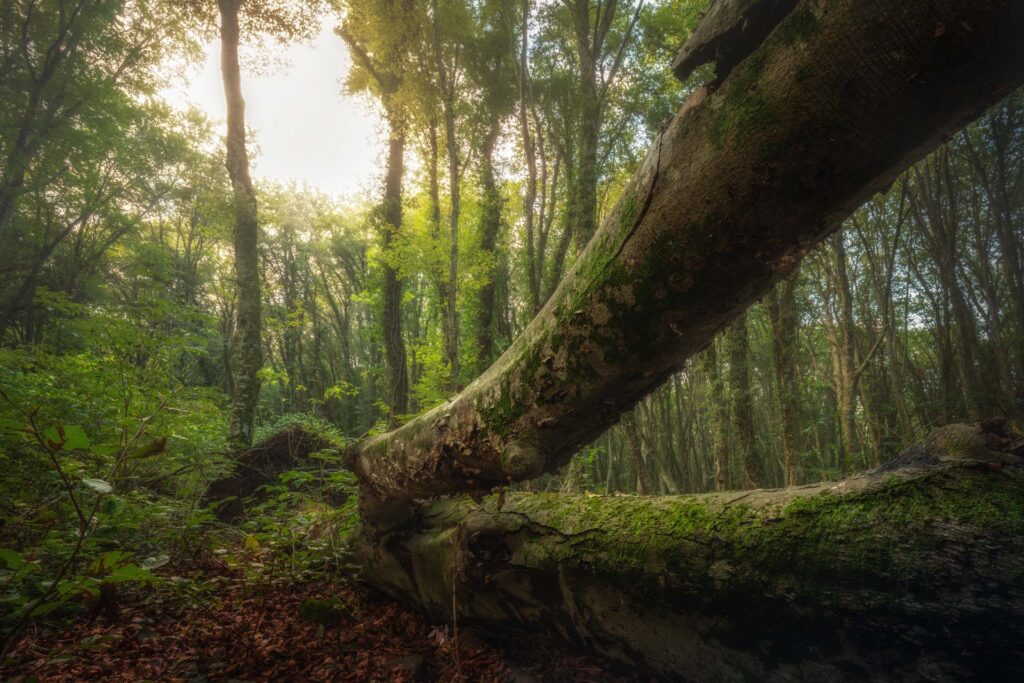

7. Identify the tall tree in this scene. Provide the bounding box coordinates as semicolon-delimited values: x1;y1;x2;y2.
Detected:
218;0;261;451
562;0;644;253
466;0;516;372
726;312;759;487
907;148;986;421
178;0;326;447
0;1;179;239
699;342;728;490
339;0;420;421
768;275;801;486
429;0;465;390
0;1;191;341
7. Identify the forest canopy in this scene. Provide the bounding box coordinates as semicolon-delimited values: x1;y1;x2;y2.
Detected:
1;0;1023;679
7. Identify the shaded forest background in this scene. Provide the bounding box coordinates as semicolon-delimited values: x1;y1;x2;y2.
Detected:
1;0;1023;650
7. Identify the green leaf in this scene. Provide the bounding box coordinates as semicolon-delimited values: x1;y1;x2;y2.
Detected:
29;600;65;617
82;478;113;494
0;417;25;432
94;550;131;572
43;426;63;450
63;425;90;450
101;496;125;516
103;564;156;584
93;443;120;457
0;548;23;570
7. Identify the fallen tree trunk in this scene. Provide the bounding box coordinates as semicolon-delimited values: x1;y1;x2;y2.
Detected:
355;423;1024;679
347;0;1024;502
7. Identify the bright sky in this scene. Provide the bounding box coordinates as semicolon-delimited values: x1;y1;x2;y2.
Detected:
162;26;383;199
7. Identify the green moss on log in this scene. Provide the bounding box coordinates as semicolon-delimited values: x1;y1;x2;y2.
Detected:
710;52;774;149
461;464;1024;599
354;424;1024;678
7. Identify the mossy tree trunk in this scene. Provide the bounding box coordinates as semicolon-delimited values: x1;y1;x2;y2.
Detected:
475;118;503;375
355;423;1024;679
220;0;262;452
381;119;410;421
337;27;411;424
347;0;1024;504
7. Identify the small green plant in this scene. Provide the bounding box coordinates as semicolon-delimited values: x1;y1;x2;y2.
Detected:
229;464;359;584
0;386;194;658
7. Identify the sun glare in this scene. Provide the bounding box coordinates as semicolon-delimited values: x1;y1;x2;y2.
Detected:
160;25;383;200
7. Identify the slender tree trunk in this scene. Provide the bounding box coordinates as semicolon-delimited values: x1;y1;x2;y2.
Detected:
427;116;453;375
476;120;503;374
0;216;80;338
726;313;760;488
576;72;600;253
517;0;540;314
981;106;1024;401
432;0;461;390
622;411;655;494
219;0;262;452
831;234;859;474
0;119;37;240
653;401;682;493
768;276;800;485
909;154;985;420
567;0;604;254
700;343;728;491
382;116;409;421
544;140;576;302
0;13;76;240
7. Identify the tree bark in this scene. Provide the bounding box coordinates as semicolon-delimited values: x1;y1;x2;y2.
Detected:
354;422;1024;679
347;0;1024;504
833;234;859;473
768;276;800;485
476;119;503;375
700;342;729;491
565;0;611;254
908;150;985;420
575;63;600;254
219;0;262;452
726;313;760;487
621;411;655;494
382;118;409;421
431;0;461;391
336;24;411;424
516;0;540;314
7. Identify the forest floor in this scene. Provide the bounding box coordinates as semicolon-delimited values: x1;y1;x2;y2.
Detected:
1;554;652;682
